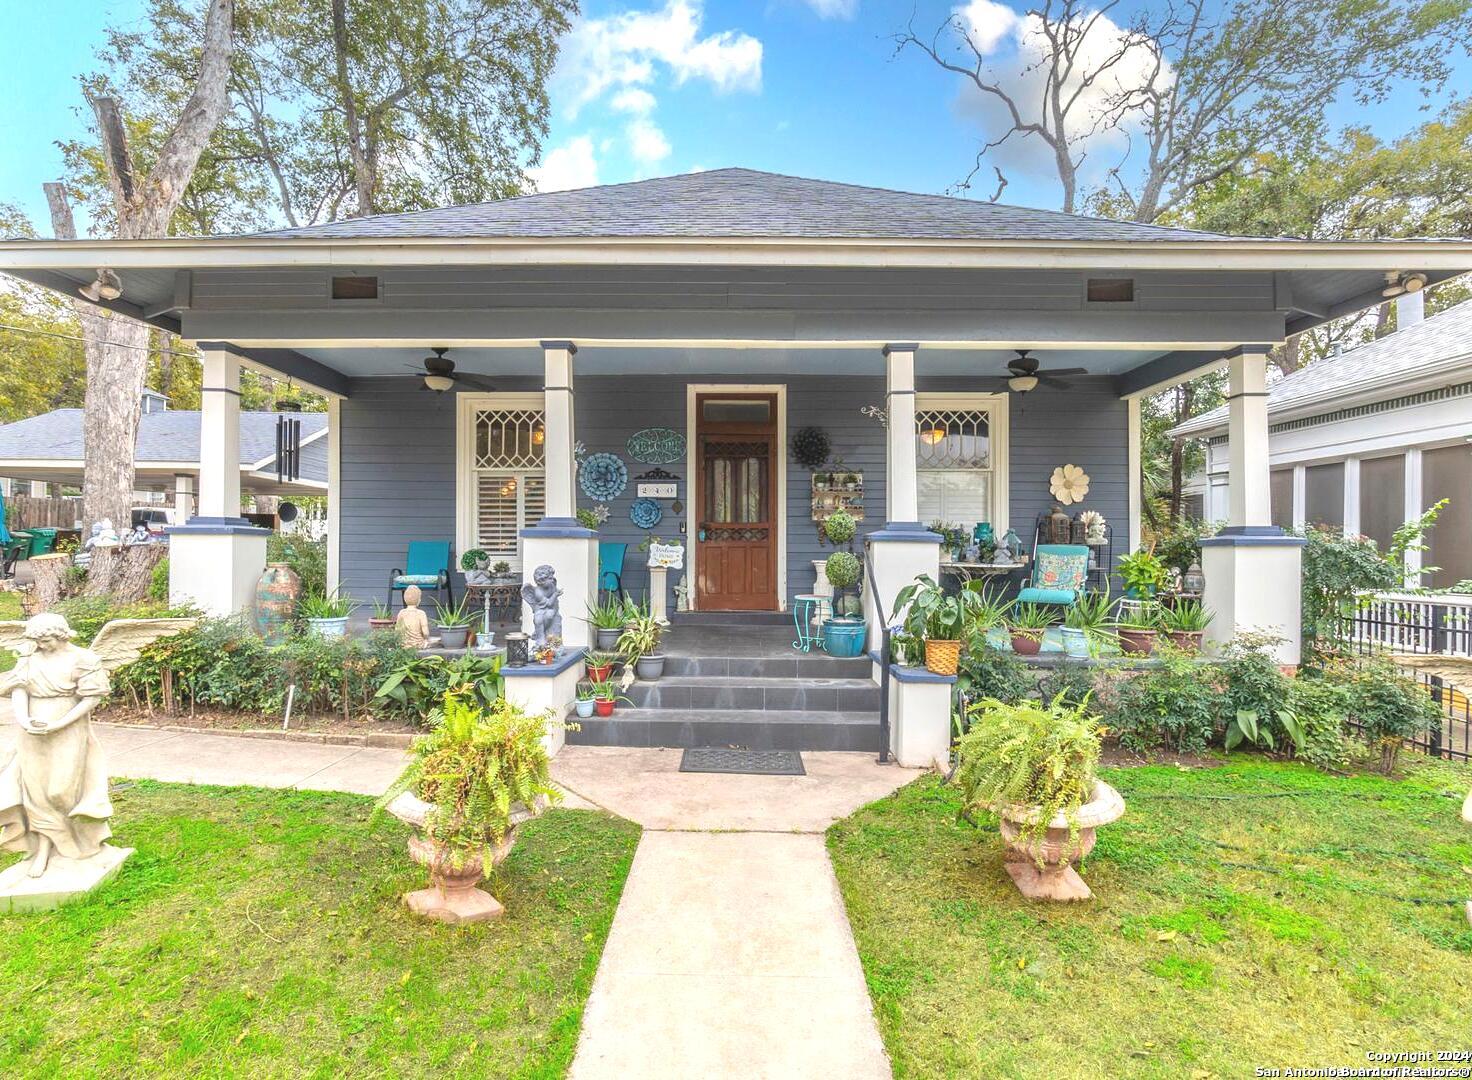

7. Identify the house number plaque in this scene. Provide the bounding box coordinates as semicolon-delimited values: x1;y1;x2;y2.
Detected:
637;483;677;499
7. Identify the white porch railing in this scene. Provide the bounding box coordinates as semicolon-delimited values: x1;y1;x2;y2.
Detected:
1346;592;1472;657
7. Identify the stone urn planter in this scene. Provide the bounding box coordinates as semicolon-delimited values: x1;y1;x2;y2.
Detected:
997;780;1125;901
387;791;544;924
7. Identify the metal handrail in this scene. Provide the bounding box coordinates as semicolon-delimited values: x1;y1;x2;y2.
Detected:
863;539;891;765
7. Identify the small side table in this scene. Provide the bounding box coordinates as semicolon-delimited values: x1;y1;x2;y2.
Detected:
792;593;831;653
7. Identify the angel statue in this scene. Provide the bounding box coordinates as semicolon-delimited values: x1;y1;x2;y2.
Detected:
521;564;563;649
0;613;194;901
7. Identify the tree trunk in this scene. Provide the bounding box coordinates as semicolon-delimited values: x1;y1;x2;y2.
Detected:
1270;335;1303;376
27;554;72;613
85;544;166;602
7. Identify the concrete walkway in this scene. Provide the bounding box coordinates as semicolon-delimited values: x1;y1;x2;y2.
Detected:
559;747;914;1080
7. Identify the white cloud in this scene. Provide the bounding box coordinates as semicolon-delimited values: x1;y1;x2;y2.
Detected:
626;117;672;165
529;136;600;192
610;88;658;115
555;1;763;119
950;2;1172;186
804;0;858;18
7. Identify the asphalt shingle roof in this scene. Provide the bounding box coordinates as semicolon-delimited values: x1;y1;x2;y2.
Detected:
0;409;327;478
243;168;1250;243
1172;300;1472;438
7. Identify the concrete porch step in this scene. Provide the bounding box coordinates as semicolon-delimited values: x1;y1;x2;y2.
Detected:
566;708;882;752
624;675;880;712
668;610;792;626
664;653;872;679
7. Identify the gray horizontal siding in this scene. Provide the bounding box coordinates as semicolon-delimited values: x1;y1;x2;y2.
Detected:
337;371;1129;608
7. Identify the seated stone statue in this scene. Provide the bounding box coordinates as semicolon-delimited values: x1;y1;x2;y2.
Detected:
395;585;434;648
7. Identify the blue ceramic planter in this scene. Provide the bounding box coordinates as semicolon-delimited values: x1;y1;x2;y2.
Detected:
1060;626;1091;658
823;618;867;658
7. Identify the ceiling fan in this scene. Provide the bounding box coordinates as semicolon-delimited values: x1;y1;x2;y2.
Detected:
410;347;496;393
999;350;1088;394
1381;271;1427;298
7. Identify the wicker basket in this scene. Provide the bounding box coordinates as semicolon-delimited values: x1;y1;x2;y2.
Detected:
925;639;962;676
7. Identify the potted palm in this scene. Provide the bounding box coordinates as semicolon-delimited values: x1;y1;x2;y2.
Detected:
1061;590;1114;658
300;589;358;638
377;693;561;923
1161;600;1212;652
433;594;478;650
1113;603;1161;656
892;573;972;675
588;593;629;650
618;610;668;680
955;693;1125;901
1006;602;1053;656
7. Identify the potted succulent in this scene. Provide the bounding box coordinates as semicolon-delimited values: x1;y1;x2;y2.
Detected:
955;693;1124;901
367;598;396;632
1160;600;1212;652
574;680;596;718
584;650;619;683
1006;602;1053;657
433;594;478;650
490;559;514;583
618;610;668;680
300;589;358;638
1118;549;1169;600
892;573;973;675
1113;603;1160;656
1061;590;1114;658
588;593;630;651
377;693;561;923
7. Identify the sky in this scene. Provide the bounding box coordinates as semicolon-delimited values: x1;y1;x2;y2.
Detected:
1;0;1465;234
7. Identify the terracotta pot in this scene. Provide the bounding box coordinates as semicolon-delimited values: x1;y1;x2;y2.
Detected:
368;617;395;632
404;833;512;924
1115;626;1158;656
1167;630;1204;653
1009;631;1043;656
997;780;1126;901
925;639;961;675
585;663;614;683
594;698;615;717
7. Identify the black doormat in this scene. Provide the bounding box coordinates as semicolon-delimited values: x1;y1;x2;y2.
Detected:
679;748;806;776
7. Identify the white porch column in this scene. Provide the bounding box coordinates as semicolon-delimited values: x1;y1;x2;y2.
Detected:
520;341;596;650
168;346;268;617
864;344;941;653
172;473;195;525
1200;346;1305;666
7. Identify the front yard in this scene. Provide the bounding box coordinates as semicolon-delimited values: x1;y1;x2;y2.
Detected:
829;757;1472;1078
0;782;640;1078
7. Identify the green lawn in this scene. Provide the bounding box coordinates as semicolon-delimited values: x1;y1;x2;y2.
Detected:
0;589;20;672
829;757;1472;1079
0;783;640;1078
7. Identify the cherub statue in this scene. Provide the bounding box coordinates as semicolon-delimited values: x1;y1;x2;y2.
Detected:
0;613;194;889
521;565;563;648
395;585;434;649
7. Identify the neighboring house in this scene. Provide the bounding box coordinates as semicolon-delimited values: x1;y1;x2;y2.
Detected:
1172;296;1472;588
0;393;328;524
3;166;1471;701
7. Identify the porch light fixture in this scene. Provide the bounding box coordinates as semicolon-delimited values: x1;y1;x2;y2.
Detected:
919;424;948;445
532;423;546;445
79;268;122;302
1007;374;1039;394
423;372;456;393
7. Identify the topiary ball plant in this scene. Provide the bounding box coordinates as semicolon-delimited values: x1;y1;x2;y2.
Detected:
791;425;831;469
825;550;861;591
823;509;857;547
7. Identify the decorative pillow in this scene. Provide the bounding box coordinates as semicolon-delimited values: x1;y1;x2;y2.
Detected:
395;573;442;586
1035;551;1086;591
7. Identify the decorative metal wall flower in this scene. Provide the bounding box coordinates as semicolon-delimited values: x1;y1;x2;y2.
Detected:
1049;464;1090;505
579;453;628;500
629;498;663;529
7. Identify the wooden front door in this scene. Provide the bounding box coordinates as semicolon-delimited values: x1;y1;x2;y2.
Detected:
695;393;778;610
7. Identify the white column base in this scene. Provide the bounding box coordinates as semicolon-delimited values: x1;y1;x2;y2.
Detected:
520;526;597;649
168;527;268;617
862;526;942;652
1200;530;1306;666
887;670;953;770
503;658;582;759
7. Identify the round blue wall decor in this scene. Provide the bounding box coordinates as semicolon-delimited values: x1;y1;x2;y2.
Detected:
578;453;627;500
629;498;664;529
626;427;686;464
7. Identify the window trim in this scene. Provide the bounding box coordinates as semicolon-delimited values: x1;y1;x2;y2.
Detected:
914;392;1010;536
456;392;546;569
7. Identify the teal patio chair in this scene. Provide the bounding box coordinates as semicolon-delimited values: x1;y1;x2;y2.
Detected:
598;542;627;595
388;540;454;610
1016;544;1090;608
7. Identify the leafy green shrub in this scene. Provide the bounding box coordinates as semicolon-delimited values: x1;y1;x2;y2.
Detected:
148;558;170;601
1035;661;1097;710
53;595;193;645
1342;657;1441;774
954;693;1101;850
374;652;505;717
1101;646;1223;755
954;645;1034;727
1286;672;1353;770
1219;632;1296;751
267;533;327;596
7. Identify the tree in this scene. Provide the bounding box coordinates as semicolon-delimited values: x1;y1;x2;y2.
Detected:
0;205;86;424
898;0;1471;220
47;0;235;533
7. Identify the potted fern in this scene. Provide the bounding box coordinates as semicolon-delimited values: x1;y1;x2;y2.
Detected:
378;693;561;924
955;693;1125;901
1006;602;1053;657
1118;549;1169;600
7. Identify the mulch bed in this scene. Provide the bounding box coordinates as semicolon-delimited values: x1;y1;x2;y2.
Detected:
98;706;420;747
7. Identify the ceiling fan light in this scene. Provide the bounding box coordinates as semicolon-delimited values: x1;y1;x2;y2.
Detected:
1008;375;1039;393
80;268;122;302
423;374;455;393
